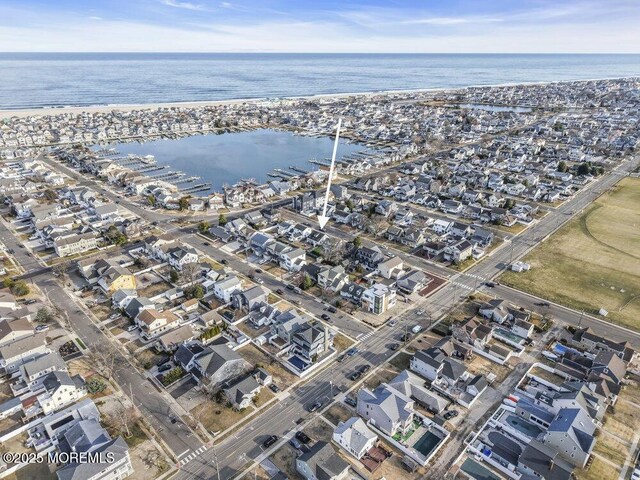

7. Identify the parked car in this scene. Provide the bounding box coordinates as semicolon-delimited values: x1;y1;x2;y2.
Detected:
388;319;398;327
220;259;228;265
24;299;37;305
158;363;173;372
35;324;49;332
411;325;422;334
127;324;138;332
389;343;400;351
269;383;280;393
443;410;459;420
359;364;371;374
327;306;337;313
536;301;550;307
157;357;171;366
308;401;323;412
295;431;311;444
289;438;302;450
321;314;330;321
344;396;357;407
203;242;210;246
485;282;495;288
350;371;362;381
286;284;295;290
255;268;262;273
337;354;346;363
276;288;284;295
346;348;358;357
263;435;278;448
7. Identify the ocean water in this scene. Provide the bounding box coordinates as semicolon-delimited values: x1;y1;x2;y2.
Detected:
105;129;364;193
2;53;640;110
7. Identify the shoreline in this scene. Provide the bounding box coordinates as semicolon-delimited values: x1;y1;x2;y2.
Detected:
1;75;638;119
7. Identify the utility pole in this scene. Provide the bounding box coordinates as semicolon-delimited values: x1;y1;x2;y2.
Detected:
577;310;585;328
212;442;221;480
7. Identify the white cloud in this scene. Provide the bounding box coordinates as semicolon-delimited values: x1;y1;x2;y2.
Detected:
160;0;205;11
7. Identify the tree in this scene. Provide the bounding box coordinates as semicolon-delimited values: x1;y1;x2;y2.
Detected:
322;240;345;266
178;196;190;211
12;281;30;297
557;161;568;173
185;284;205;299
218;213;228;226
345;199;355;210
577;163;591;176
146;194;157;207
504;198;516;209
300;273;314;291
36;307;55;324
109;399;140;438
182;262;199;285
134;256;149;269
352;236;362;249
43;189;58;202
104;225;127;246
198;220;210;234
85;343;119;382
169;269;179;283
3;278;15;290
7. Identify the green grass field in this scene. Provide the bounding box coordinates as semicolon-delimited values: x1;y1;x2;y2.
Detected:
501;178;640;331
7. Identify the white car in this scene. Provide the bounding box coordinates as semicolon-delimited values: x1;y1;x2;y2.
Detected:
411;325;423;334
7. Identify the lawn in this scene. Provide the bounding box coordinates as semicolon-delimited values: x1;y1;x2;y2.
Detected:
333;333;355;353
191;399;254;433
269;445;301;480
500;178;640;331
323;403;353;426
575;456;619;480
238;343;298;387
593;432;629;467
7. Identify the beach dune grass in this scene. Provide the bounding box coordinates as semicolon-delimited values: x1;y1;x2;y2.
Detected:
500;178;640;331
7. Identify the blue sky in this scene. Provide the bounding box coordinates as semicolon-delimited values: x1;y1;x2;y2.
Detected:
1;0;639;52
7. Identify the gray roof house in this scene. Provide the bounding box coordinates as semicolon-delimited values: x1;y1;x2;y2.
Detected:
224;375;261;410
332;417;378;460
518;439;574;480
542;407;596;468
191;344;249;388
56;419;133;480
357;384;414;437
296;441;350;480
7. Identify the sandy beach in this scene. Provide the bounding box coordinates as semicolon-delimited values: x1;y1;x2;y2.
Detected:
1;76;635;119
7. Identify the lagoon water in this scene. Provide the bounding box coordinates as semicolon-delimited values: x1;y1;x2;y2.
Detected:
108;129;364;193
2;53;640;110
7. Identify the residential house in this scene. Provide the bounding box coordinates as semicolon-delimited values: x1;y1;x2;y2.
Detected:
135;309;181;340
357;384;414;437
296;441;350;480
213;276;242;303
396;270;429;294
317;266;348;294
362;284;397;315
0;318;33;348
333;417;378;460
377;256;404;279
224;375;261;410
0;333;49;373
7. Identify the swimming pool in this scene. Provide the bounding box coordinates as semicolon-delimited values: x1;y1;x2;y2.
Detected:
460;458;503;480
505;414;543;438
412;431;442;457
288;355;310;371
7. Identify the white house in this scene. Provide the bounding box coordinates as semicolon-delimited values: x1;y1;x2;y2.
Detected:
332;417;378;460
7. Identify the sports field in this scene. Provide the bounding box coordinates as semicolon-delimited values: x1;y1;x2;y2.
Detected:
500;177;640;331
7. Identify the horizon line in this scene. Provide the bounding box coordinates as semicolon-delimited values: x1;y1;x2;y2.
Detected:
2;51;640;55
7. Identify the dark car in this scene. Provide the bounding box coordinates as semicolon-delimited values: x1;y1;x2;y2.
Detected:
276;288;284;295
350;371;362;381
337;354;346;363
321;314;330;321
263;435;278;448
359;364;371;374
295;431;311;444
308;401;323;412
346;348;358;357
536;301;551;307
248;274;255;280
255;268;263;273
444;410;459;420
327;306;337;313
344;396;357;407
389;343;400;351
485;282;495;288
269;383;280;393
203;242;210;246
286;284;295;290
220;259;228;265
158;363;173;372
400;333;411;342
157;357;171;366
170;417;177;424
289;438;302;450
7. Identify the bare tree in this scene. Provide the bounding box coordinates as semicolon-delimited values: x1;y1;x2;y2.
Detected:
322;239;345;265
84;343;119;382
181;262;200;285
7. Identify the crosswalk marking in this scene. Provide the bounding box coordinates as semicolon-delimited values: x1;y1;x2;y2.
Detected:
178;444;209;467
358;331;375;341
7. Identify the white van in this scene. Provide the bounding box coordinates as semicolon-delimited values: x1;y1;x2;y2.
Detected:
411;325;422;334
